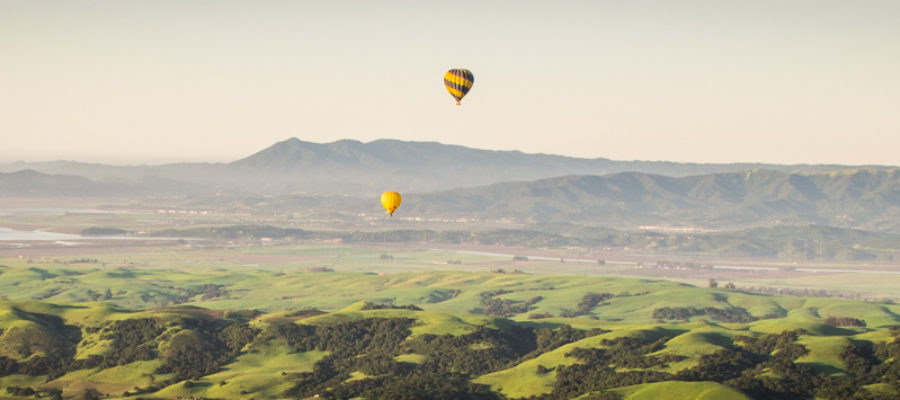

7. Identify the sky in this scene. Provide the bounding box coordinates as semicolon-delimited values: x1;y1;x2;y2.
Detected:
1;0;898;166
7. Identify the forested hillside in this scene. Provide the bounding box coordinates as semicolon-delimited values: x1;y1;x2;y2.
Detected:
0;268;898;399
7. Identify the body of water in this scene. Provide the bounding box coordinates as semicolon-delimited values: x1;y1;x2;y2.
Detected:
0;227;183;242
0;208;127;216
0;227;84;241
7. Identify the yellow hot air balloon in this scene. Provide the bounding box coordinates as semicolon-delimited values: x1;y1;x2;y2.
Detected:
444;68;474;105
381;191;402;217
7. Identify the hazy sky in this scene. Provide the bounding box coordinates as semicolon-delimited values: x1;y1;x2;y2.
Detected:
2;1;898;165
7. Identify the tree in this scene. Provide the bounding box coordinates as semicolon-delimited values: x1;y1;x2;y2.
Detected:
159;330;219;379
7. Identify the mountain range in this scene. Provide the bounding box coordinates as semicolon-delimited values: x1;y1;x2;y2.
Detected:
3;138;892;195
2;138;899;232
405;169;900;231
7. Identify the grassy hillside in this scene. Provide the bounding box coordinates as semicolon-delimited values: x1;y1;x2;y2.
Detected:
10;258;894;325
613;381;751;400
0;265;898;399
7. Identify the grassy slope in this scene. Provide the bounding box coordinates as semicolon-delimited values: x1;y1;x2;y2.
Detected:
476;326;693;398
47;360;164;396
613;381;752;400
153;348;328;399
0;265;898;399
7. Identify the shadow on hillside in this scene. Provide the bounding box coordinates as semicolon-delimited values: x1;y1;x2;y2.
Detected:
184;380;213;389
880;306;900;323
700;332;734;348
817;324;860;336
105;268;138;278
47;303;90;310
517;320;566;331
7;307;83;359
801;361;844;376
654;327;691;340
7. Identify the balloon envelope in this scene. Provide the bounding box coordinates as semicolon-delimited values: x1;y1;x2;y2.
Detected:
381;191;402;216
444;69;474;105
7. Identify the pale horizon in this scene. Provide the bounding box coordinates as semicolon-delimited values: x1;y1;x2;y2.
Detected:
2;1;898;166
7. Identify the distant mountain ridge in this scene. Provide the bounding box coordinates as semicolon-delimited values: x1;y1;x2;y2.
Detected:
3;160;899;232
0;169;125;196
231;138;888;193
0;169;208;197
2;137;894;195
405;168;900;232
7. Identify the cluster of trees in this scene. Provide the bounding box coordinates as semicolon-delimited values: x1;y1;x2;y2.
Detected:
0;310;82;378
31;287;66;300
677;330;817;399
53;257;101;264
423;288;461;303
130;283;234;306
5;386;35;396
488;268;525;274
527;312;555;320
737;285;873;301
652;306;758;323
195;283;230;300
273;317;498;399
532;334;681;399
670;328;900;400
157;317;257;380
824;316;867;327
559;292;614;318
528;325;608;360
272;317;604;399
475;290;543;317
815;329;900;399
0;312;256;393
527;328;900;400
4;386;64;399
101;318;164;367
86;288;114;301
359;301;423;311
409;326;537;376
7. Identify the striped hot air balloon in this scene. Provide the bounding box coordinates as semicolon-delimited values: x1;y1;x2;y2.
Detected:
444;68;474;105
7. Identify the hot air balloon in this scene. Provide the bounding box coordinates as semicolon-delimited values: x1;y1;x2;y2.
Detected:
444;68;474;105
381;191;402;217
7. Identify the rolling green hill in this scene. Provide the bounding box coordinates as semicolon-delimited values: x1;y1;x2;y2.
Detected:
0;266;898;399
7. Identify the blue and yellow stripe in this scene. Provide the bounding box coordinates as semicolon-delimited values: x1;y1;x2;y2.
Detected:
444;68;474;105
